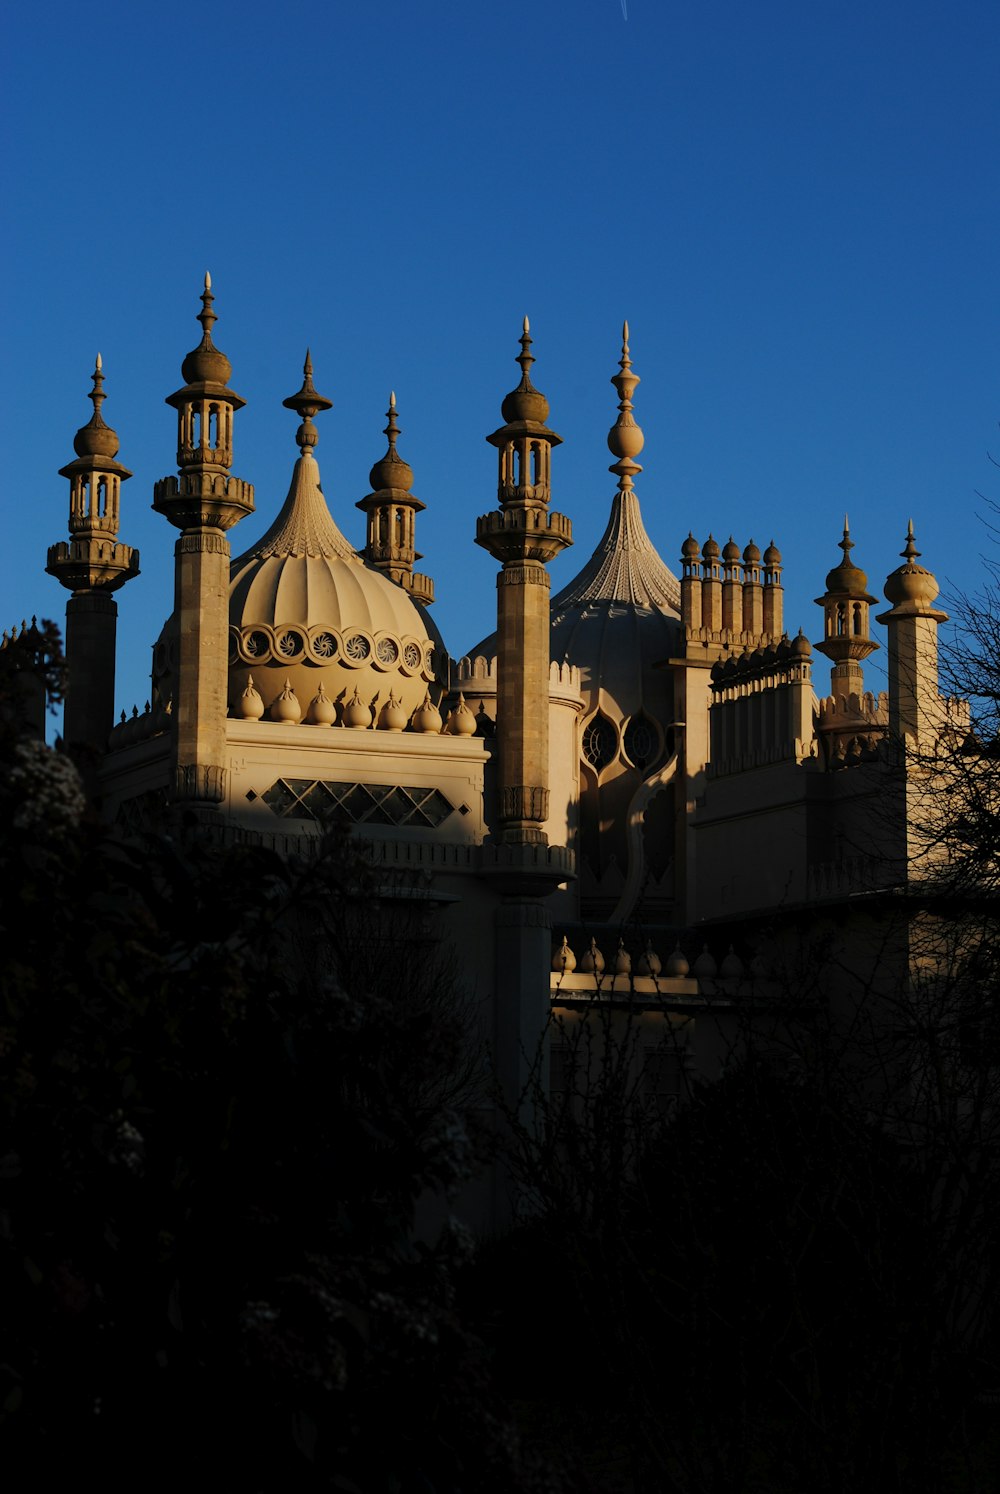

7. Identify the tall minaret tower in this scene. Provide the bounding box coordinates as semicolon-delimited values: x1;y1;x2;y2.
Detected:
357;391;434;605
476;319;573;844
152;275;254;807
47;356;139;766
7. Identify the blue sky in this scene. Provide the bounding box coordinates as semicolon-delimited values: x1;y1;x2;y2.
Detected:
2;0;997;725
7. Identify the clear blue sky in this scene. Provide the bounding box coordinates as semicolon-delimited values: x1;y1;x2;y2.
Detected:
2;0;997;725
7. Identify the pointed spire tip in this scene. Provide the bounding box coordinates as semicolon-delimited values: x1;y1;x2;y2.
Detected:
204;270;212;291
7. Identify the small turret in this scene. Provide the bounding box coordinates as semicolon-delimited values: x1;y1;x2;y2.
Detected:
357;392;434;605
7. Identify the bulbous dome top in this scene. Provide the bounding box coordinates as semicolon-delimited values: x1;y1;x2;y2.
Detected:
72;355;120;458
681;532;701;559
368;393;415;493
703;534;720;560
824;523;871;596
500;318;551;425
883;521;941;610
743;539;761;564
722;536;741;563
763;540;782;566
180;273;233;387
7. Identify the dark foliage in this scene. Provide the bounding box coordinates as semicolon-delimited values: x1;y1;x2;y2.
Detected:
0;723;553;1492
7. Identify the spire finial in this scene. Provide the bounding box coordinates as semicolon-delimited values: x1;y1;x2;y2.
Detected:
282;349;333;454
607;320;644;488
516;316;535;384
901;518;920;561
89;352;106;421
839;517;854;560
197;271;217;342
384;390;401;450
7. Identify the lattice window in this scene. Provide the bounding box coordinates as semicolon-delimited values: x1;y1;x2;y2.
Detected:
261;778;455;828
582;713;617;771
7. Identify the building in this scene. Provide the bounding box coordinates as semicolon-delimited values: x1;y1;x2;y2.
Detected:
35;278;971;1169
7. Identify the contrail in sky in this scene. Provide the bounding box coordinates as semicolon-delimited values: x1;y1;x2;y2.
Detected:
621;1;628;16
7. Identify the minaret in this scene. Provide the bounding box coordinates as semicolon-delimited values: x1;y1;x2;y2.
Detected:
814;518;879;697
47;355;139;765
876;521;947;749
476;318;572;844
357;391;434;605
152;274;254;806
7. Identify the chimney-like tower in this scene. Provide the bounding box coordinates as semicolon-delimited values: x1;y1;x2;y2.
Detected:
47;355;139;767
152;274;254;807
476;318;572;844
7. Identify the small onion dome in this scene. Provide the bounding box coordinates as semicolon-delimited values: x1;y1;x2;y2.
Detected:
342;686;372;729
824;522;870;596
446;692;477;736
500;317;550;425
720;945;745;979
636;941;662;976
692;945;718;978
763;541;782;567
882;521;941;610
614;939;632;975
681;532;701;560
368;392;414;493
306;681;337;726
552;935;577;973
791;628;812;659
703;534;720;561
235;674;265;720
750;953;769;978
411;691;443;734
722;536;741;564
378;690;409;732
743;538;761;565
579;938;606;974
180;272;233;387
73;354;120;459
665;942;689;978
270;678;302;723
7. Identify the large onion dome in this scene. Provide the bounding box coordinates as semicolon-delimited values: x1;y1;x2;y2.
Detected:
227;356;436;723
